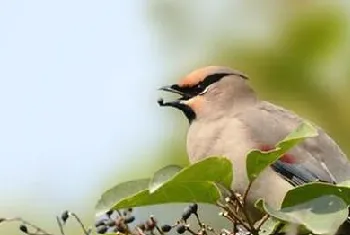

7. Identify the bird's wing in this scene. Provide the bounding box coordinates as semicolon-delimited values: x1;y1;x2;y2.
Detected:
236;101;350;185
270;160;333;186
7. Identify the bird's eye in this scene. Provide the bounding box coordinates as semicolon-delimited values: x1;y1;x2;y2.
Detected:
194;84;204;93
195;83;210;95
185;83;206;96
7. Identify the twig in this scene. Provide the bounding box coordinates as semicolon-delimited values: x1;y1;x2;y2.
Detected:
195;214;203;228
116;209;122;217
186;226;198;235
217;202;251;233
233;219;237;235
225;196;239;234
233;199;240;234
3;217;53;235
226;213;251;234
256;214;269;231
150;216;164;235
56;216;65;235
136;226;146;235
70;213;90;235
154;225;164;235
205;225;220;235
221;228;234;235
223;205;251;232
229;190;258;235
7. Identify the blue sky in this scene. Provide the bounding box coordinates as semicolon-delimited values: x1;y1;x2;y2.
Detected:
0;0;168;217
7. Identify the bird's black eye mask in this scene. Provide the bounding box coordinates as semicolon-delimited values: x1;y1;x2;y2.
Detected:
158;72;247;122
160;73;235;100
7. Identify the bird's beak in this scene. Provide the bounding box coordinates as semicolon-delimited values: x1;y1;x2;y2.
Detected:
157;84;196;121
158;85;182;108
157;84;191;107
158;85;186;96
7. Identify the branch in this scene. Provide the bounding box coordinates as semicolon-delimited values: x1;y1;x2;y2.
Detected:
3;217;54;235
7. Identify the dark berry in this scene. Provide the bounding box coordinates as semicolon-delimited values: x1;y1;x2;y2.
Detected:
127;208;133;213
189;203;198;215
61;210;69;224
176;224;187;234
182;207;192;221
96;225;108;234
105;219;116;227
161;224;172;233
19;224;28;234
106;209;114;217
124;216;135;224
95;218;106;227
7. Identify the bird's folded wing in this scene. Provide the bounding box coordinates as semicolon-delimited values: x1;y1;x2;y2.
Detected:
236;101;350;185
271;160;335;186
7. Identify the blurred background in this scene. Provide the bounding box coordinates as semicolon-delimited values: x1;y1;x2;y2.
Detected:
1;0;350;234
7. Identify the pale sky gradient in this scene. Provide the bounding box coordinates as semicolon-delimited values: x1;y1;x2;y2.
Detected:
3;1;350;234
0;0;167;217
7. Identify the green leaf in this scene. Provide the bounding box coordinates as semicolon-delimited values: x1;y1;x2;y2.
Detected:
258;217;282;235
95;179;150;216
169;156;233;189
246;121;318;182
256;199;298;224
113;181;220;209
337;180;350;188
95;157;233;214
255;199;283;235
282;182;350;208
149;165;183;193
258;195;348;235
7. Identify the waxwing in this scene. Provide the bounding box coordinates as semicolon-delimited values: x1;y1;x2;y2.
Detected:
158;66;350;233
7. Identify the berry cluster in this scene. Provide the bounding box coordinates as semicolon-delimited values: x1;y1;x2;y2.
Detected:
94;203;200;235
0;190;275;235
0;210;91;235
95;208;135;234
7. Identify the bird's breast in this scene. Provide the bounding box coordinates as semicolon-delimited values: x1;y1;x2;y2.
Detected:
186;118;257;190
187;118;252;161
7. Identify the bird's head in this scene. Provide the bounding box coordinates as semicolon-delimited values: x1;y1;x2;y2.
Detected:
158;66;256;123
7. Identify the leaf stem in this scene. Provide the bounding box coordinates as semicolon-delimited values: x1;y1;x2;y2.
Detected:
70;213;90;235
56;216;65;235
243;181;253;205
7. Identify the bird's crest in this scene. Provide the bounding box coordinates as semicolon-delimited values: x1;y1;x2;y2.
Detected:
178;66;248;87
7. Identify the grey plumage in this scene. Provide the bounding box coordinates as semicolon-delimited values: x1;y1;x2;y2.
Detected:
159;66;350;233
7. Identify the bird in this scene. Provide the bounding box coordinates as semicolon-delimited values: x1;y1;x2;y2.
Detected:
158;65;350;232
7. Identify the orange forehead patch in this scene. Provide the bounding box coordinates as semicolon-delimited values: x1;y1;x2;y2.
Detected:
179;66;223;87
